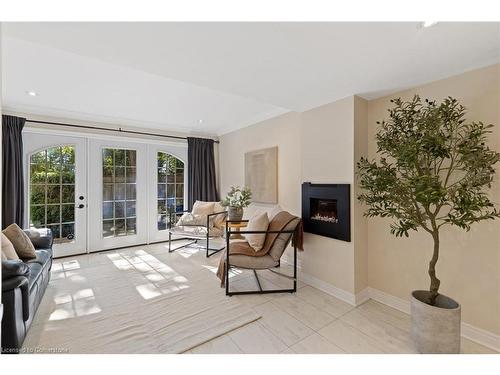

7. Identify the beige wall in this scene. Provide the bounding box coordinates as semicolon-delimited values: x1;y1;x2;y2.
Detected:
220;96;368;296
301;96;356;293
219;111;302;216
367;64;500;335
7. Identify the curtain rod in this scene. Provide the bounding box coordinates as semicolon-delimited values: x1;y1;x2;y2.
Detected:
25;119;220;144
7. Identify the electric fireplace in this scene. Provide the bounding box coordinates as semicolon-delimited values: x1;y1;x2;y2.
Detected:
302;183;350;241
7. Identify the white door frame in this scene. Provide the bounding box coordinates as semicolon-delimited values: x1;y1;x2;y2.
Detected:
23;131;88;258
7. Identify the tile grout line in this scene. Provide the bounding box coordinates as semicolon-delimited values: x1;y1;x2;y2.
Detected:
267;298;338;333
336;311;413;354
311;304;384;354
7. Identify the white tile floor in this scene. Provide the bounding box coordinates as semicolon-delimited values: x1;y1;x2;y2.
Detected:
189;282;497;354
50;242;497;354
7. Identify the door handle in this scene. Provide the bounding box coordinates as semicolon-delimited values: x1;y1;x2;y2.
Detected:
76;204;85;209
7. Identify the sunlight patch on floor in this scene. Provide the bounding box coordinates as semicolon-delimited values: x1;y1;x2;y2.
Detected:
202;265;243;279
102;249;194;300
135;282;190;300
49;288;101;321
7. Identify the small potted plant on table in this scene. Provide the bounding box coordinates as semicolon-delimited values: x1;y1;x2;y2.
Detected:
357;96;500;353
221;186;252;221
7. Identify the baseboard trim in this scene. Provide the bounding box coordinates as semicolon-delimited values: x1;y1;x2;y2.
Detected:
354;287;371;306
297;275;500;352
366;287;410;314
461;323;500;352
300;272;357;306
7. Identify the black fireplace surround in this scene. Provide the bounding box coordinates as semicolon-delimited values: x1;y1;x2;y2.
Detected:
301;183;350;242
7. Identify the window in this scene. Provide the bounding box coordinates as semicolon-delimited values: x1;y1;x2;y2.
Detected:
157;152;184;230
29;146;76;243
102;148;137;237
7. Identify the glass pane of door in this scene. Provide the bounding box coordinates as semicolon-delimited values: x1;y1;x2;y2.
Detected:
157;152;184;230
29;146;76;244
102;148;137;238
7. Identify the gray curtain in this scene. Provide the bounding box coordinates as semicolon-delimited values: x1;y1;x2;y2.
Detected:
187;137;219;209
2;115;26;229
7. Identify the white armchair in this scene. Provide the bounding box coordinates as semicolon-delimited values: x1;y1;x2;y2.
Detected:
168;201;227;257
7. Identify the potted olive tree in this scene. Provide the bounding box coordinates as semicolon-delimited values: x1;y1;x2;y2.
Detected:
357;96;500;353
221;186;252;221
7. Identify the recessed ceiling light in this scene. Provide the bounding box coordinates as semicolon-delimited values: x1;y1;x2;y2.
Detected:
199;119;203;124
422;21;438;28
26;91;37;97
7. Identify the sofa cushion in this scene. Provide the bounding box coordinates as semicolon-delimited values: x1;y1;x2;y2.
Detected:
1;259;30;279
1;233;20;260
27;262;43;292
228;253;279;269
24;229;40;240
25;250;52;267
37;247;53;259
244;212;269;251
170;224;223;238
25;228;54;250
3;224;36;260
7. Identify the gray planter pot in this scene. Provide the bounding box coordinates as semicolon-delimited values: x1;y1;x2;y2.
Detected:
411;290;461;353
227;206;243;221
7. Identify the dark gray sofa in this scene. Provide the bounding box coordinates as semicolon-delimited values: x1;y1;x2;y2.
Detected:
1;228;53;353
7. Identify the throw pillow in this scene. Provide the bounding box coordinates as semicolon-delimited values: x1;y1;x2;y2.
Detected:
244;212;269;251
2;232;20;260
177;213;208;226
2;223;37;260
191;201;215;216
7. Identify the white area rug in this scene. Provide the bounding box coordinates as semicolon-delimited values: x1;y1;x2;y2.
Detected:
23;242;260;353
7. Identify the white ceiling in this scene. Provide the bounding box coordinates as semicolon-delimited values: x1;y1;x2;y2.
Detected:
2;22;499;136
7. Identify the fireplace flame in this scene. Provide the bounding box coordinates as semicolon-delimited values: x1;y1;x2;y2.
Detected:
311;214;338;223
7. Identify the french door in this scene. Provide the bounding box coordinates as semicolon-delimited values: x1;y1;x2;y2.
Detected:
148;144;188;243
24;130;188;257
23;132;88;258
88;139;148;252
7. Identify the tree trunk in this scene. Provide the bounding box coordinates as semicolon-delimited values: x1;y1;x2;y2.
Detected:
428;231;441;305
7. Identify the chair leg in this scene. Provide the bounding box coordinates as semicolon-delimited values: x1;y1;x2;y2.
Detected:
293;234;297;292
206;232;209;257
168;236;197;253
225;233;230;296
